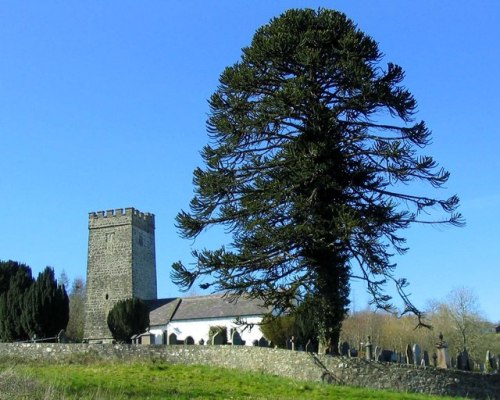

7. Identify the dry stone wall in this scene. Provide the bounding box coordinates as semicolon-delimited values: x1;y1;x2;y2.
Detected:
1;343;499;399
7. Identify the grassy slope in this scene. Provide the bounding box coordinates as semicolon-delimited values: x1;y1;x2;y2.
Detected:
0;360;465;400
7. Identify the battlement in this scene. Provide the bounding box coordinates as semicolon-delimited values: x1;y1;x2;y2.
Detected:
89;208;154;223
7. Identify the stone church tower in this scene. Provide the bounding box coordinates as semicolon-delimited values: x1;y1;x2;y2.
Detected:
84;208;157;342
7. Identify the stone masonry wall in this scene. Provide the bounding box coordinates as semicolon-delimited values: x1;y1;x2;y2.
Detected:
84;208;156;341
1;343;498;399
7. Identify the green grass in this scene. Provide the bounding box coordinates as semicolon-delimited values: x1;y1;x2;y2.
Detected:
0;358;465;400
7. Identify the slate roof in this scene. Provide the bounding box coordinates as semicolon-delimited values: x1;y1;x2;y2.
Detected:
147;294;268;327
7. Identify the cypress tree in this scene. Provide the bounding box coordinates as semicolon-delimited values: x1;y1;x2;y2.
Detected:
0;260;33;341
21;267;69;339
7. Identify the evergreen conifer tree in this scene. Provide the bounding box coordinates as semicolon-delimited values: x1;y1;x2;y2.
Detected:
21;267;69;339
107;298;150;343
0;260;33;341
171;8;463;352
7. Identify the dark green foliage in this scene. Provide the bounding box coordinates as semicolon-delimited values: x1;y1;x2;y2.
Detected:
0;260;33;341
260;314;299;349
261;297;321;349
21;267;69;339
107;298;149;343
172;9;462;351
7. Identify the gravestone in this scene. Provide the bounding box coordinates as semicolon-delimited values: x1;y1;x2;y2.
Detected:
231;330;242;345
258;337;269;347
391;350;398;363
212;331;224;345
57;329;69;343
406;344;414;365
423;350;430;367
168;332;178;345
485;350;497;372
340;341;350;356
491;353;498;370
349;348;358;358
412;344;421;366
184;336;194;345
436;333;450;369
365;336;373;361
457;348;471;371
374;346;381;361
432;352;438;367
199;338;205;345
379;349;394;363
305;340;314;353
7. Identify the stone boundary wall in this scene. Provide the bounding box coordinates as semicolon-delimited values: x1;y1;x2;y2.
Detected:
1;343;499;399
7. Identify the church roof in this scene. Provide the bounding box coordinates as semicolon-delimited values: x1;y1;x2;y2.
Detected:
147;298;181;326
147;294;268;327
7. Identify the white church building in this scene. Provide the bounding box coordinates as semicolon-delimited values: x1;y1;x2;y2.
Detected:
146;294;267;345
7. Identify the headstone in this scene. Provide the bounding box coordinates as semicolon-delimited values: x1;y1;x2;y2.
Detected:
365;336;373;361
379;349;393;363
168;332;177;345
406;344;414;365
374;346;381;361
485;350;497;372
258;337;269;347
412;344;421;366
349;348;358;358
198;338;205;345
231;330;242;346
212;331;224;345
436;333;451;369
57;329;69;343
184;336;194;345
290;336;295;351
391;350;398;363
340;341;350;356
252;339;259;346
490;353;498;370
432;352;438;367
457;348;471;371
423;350;430;367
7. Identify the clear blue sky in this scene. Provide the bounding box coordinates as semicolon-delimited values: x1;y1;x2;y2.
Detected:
1;1;499;323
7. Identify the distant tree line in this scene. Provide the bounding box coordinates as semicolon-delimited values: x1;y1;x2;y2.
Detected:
0;260;69;342
263;287;498;363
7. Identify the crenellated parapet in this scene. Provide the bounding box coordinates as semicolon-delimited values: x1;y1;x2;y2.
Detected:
89;208;155;233
89;208;154;222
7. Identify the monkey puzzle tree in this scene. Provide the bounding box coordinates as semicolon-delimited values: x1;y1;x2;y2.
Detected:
172;8;462;352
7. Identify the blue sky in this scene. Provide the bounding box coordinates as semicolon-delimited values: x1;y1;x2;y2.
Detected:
1;1;499;323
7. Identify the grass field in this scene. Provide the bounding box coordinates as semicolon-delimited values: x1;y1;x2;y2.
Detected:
0;358;466;400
